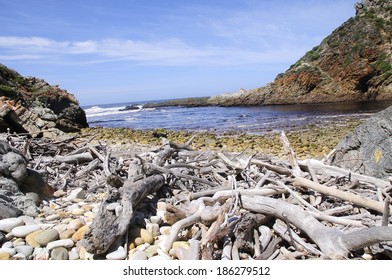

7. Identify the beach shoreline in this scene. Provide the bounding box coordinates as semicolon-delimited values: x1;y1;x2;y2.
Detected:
80;117;362;160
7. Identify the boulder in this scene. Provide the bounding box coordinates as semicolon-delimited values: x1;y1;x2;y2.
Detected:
0;140;55;218
331;105;392;180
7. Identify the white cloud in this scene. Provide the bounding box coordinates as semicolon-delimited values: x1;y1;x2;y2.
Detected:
0;35;305;66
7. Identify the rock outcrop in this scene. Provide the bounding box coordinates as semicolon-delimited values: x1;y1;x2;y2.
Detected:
209;0;392;106
331;105;392;180
0;64;88;137
0;140;55;219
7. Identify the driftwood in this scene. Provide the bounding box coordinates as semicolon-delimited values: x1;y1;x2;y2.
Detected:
2;129;392;260
82;174;165;254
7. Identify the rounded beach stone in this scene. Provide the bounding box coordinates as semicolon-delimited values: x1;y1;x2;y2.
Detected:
33;247;50;260
67;219;84;231
134;237;144;246
69;247;79;260
0;252;10;260
34;229;59;246
140;229;153;244
146;223;159;238
45;214;60;221
144;244;159;258
106;202;120;211
129;250;148;260
15;245;33;257
0;247;16;256
46;239;74;250
13;238;25;246
68;188;85;200
60;228;76;239
51;247;69;260
71;224;89;241
2;241;13;248
0;217;24;233
71;208;85;216
26;230;44;248
12;224;41;237
106;246;127;260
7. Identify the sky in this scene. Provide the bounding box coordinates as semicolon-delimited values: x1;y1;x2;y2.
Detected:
0;0;357;106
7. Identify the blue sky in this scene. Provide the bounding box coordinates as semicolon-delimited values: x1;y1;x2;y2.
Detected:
0;0;356;106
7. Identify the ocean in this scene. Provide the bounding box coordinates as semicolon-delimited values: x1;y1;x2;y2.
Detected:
83;100;392;135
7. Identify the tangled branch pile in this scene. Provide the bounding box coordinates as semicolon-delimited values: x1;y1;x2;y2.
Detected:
1;131;392;260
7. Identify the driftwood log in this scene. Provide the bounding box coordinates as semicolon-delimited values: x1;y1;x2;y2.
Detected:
82;174;165;254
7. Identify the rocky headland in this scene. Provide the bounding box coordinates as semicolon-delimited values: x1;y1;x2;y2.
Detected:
207;0;392;106
0;64;88;137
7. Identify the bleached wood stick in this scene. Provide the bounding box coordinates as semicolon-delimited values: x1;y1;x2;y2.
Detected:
299;159;389;189
54;152;93;164
293;177;391;214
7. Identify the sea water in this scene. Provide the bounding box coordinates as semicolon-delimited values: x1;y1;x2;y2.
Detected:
83;100;392;134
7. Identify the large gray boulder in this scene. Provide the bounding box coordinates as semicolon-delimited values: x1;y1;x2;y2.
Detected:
331;105;392;180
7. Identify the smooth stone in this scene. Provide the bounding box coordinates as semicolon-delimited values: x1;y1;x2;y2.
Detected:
12;225;41;238
0;252;10;260
33;247;50;260
81;205;94;211
150;215;162;225
68;188;85;200
71;208;85;216
53;224;68;233
134;237;144;246
146;223;159;238
71;224;89;241
11;253;26;260
140;229;153;244
0;248;16;256
129;250;148;260
13;238;25;246
159;226;171;236
2;241;13;248
45;214;60;221
15;245;33;257
78;246;93;260
106;246;127;260
67;219;84;231
46;239;74;250
0;218;24;233
106;202;120;211
69;247;79;260
51;247;69;260
26;230;44;248
60;229;76;239
172;241;190;250
144;244;159;258
34;229;59;246
115;205;123;217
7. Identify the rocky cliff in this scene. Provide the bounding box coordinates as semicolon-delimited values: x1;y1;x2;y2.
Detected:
0;64;88;137
209;0;392;106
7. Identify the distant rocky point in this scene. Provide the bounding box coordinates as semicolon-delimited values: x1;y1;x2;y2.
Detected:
0;64;88;137
208;0;392;106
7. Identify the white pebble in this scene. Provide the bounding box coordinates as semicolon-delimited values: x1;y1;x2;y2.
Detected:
106;202;120;211
115;205;123;217
106;246;126;260
69;248;79;260
12;225;41;237
0;218;24;233
0;248;16;256
1;241;13;249
15;245;33;257
46;239;74;250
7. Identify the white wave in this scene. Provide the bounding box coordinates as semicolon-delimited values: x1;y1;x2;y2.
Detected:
85;104;145;118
